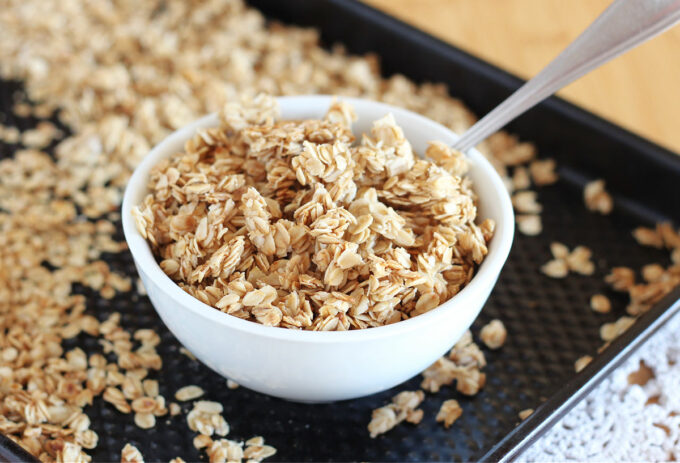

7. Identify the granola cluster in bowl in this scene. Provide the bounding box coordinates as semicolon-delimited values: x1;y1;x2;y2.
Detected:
122;95;514;401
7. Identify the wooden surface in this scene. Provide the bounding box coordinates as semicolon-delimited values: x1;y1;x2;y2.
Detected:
363;0;680;154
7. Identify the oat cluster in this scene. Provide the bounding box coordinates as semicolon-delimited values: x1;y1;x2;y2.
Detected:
367;391;425;438
436;399;463;429
541;242;595;279
584;179;613;215
480;319;508;350
421;330;487;395
133;96;494;330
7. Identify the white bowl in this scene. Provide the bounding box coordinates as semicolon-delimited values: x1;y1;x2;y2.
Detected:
122;95;514;402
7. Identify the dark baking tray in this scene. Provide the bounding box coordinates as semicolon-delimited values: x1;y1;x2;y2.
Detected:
1;0;680;461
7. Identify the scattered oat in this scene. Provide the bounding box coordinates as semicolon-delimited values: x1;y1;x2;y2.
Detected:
227;379;240;390
529;159;558;186
169;458;186;463
134;413;156;430
632;227;664;249
368;390;425;438
180;347;198;361
542;242;595;278
590;294;611;313
518;408;534;420
194;435;214;450
176;385;205;402
512;190;542;214
187;401;230;437
512;166;531;190
575;355;593;372
480;319;507;350
541;259;569;279
600;316;636;342
0;124;20;144
436;399;463;428
121;443;145;463
421;331;487;394
584;179;613;215
516;214;542;236
605;267;636;292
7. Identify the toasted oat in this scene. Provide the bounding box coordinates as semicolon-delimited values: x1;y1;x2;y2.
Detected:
641;263;665;282
632;226;664;249
169;458;186;463
512;190;542;214
529;159;558;186
246;436;265;447
574;355;593;372
20;121;62;148
169;402;182;417
134;413;156;430
176;385;205;402
566;246;595;275
480;319;507;350
121;443;145;463
436;399;463;428
516;214;542;236
368;390;425;438
590;294;612;313
421;331;487;395
518;409;534;420
207;439;245;463
542;243;595;278
134;97;493;331
600;316;636;342
243;443;277;462
179;347;198;361
227;379;240;390
605;267;636;291
0;124;20;144
187;401;230;437
131;397;158;414
512;166;531;190
541;259;569;279
584;179;613;215
194;435;214;450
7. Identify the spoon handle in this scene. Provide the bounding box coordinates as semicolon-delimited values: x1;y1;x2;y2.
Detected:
452;0;680;153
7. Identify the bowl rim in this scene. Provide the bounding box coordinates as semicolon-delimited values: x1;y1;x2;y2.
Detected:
121;95;514;343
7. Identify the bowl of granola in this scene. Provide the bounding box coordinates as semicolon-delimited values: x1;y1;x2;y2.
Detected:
122;95;514;402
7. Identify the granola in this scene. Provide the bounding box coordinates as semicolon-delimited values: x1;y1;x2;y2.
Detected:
436;399;463;428
583;179;613;215
541;242;595;278
134;96;494;330
367;390;425;438
480;319;507;350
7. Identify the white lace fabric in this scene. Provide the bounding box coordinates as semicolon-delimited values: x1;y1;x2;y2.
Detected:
521;311;680;462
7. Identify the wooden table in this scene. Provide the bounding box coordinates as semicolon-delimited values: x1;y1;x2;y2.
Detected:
364;0;680;154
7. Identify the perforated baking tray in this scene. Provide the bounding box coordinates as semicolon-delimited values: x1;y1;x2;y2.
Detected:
1;0;679;461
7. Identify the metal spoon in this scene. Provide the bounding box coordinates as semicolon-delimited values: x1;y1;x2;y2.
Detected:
452;0;680;153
